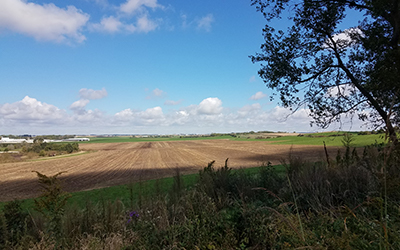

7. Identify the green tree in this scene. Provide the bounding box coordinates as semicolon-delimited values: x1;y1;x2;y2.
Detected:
250;0;399;144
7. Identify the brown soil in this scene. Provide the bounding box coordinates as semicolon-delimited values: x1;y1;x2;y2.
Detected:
0;140;337;202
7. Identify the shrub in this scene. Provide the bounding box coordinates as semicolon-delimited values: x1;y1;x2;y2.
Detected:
2;200;29;246
33;171;70;242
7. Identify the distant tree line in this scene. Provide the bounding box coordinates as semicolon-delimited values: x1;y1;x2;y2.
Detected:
23;142;79;155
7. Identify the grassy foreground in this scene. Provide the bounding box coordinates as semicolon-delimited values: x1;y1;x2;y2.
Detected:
0;165;286;211
1;141;399;249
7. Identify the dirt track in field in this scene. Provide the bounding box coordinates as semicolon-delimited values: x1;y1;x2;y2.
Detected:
0;140;337;201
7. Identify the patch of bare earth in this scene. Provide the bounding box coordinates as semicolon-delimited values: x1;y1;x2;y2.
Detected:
0;140;337;201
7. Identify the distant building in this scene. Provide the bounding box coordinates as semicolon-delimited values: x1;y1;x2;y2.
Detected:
0;137;90;143
63;138;90;142
0;137;27;143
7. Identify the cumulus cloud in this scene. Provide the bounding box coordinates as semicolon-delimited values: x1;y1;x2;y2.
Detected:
91;16;123;33
238;103;261;117
68;88;107;118
0;0;89;43
250;91;267;100
196;14;214;32
324;28;363;49
0;95;366;134
114;106;164;125
134;15;158;32
140;106;163;119
197;97;223;115
0;96;66;122
91;15;158;33
119;0;162;15
114;108;135;121
79;88;108;100
70;99;90;110
73;109;105;123
326;84;357;98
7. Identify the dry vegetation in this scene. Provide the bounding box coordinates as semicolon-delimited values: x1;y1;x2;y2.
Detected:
0;140;337;201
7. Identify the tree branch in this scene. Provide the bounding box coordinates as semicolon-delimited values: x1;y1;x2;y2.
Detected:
327;33;398;143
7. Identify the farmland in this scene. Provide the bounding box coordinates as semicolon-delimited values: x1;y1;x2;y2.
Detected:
0;138;341;202
1;133;398;249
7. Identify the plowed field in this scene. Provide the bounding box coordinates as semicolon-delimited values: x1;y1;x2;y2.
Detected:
0;140;337;201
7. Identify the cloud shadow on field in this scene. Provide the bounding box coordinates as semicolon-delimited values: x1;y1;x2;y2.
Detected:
235;147;335;165
0;166;197;202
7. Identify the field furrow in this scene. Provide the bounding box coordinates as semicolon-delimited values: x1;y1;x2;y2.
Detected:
0;140;338;201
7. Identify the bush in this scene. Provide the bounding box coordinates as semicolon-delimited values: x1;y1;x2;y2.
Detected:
2;200;28;246
33;171;71;242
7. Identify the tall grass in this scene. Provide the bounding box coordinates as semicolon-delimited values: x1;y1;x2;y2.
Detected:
1;142;399;249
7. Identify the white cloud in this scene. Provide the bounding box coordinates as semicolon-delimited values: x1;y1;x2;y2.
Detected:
0;95;367;134
326;84;357;98
114;108;135;121
324;28;363;49
0;96;66;122
120;0;162;15
249;76;256;82
91;16;123;33
135;15;158;32
197;14;214;32
91;15;158;34
114;106;164;126
79;88;108;100
0;0;89;43
250;91;267;100
238;103;261;117
140;106;163;119
72;109;104;123
70;99;90;110
197;97;223;115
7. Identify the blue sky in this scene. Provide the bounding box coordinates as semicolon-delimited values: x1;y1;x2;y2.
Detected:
0;0;365;135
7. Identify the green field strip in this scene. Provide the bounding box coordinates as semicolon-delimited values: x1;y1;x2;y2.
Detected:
0;164;285;210
262;133;386;147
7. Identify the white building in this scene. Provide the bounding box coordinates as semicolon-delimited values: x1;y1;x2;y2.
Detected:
63;138;90;142
0;137;27;143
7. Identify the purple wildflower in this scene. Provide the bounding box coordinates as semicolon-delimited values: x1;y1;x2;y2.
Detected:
127;211;139;223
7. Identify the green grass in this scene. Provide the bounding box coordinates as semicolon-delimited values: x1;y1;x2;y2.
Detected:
0;164;285;211
262;133;386;147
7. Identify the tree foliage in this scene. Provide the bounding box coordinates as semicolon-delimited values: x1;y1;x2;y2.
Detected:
250;0;399;143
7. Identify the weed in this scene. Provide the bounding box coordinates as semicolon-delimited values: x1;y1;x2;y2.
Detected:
32;171;70;243
2;200;28;246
